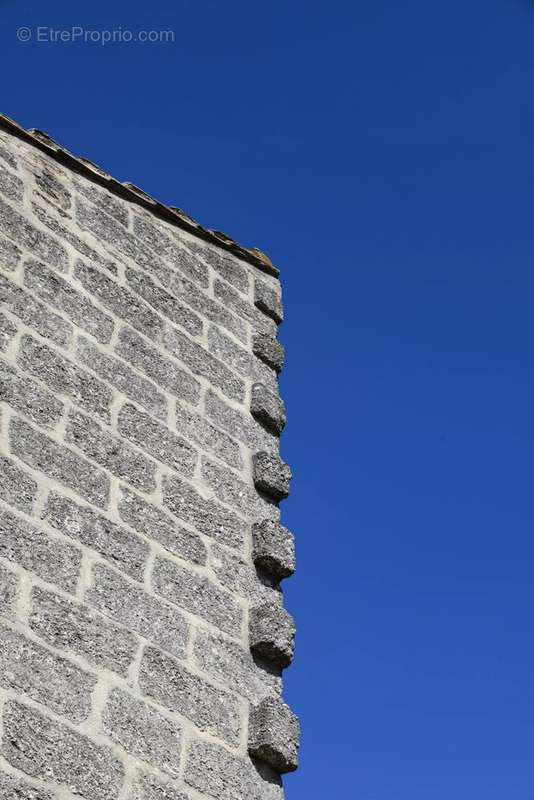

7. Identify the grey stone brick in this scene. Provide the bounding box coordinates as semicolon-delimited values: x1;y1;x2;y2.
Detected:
0;359;64;428
214;278;277;336
34;165;71;211
0;312;16;352
75;260;165;341
87;563;189;659
139;645;241;746
0;564;17;616
0;507;81;592
248;696;300;774
2;700;124;800
30;585;138;677
0;273;72;348
132;212;209;288
185;240;249;294
0;234;22;271
174;401;242;470
252;352;280;396
0;769;54;800
252;520;295;580
10;416;110;508
210;544;280;606
252;452;291;501
32;202;118;275
0;197;68;272
207;324;252;377
249;602;295;668
43;492;148;581
250;382;286;435
17;335;112;422
0;164;23;203
66;408;157;493
163;475;246;553
117;327;200;406
24;260;114;344
184;739;283;800
102;688;183;776
163;328;245;403
0;453;37;513
152;555;243;638
254;278;283;324
118;403;197;478
0;143;17;170
252;333;285;373
128;773;191;800
125;267;202;338
118;486;207;565
74;178;129;226
166;271;247;344
201;458;277;523
0;624;95;723
77;337;168;422
205;390;277;453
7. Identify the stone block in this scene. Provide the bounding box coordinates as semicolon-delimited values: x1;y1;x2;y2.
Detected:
254;278;283;324
252;519;296;580
250;383;286;435
252;452;291;501
0;272;72;348
252;333;285;374
248;696;300;773
0;453;38;513
249;602;295;668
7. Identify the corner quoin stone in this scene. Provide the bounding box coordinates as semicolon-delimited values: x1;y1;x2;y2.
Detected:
251;382;286;434
249;601;295;668
248;696;300;774
252;519;296;580
253;451;292;501
253;333;285;373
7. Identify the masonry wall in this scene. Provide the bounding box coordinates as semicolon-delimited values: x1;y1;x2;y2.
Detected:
0;122;298;800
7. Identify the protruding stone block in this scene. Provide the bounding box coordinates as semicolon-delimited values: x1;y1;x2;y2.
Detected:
252;519;295;579
254;279;283;324
251;383;286;435
252;452;291;500
248;696;300;774
253;333;285;373
249;602;295;667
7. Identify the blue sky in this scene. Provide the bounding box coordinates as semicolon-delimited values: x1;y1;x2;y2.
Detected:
2;1;534;797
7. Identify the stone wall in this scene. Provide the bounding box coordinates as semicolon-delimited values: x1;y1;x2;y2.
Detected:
0;121;299;800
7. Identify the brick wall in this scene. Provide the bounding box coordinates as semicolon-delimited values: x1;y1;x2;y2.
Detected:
0;122;299;800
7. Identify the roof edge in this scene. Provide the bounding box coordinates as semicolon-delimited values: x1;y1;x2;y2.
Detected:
0;113;279;279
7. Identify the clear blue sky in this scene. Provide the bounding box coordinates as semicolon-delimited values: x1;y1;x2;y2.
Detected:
3;1;534;797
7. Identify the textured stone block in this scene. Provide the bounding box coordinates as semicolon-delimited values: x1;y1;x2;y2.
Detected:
207;324;252;377
0;234;22;271
254;278;283;324
10;416;110;508
0;312;16;352
174;400;242;470
0;770;54;800
214;278;277;336
87;563;189;659
0;164;23;203
74;178;129;226
0;564;17;616
24;260;114;344
252;452;291;501
0;624;95;723
77;336;167;421
152;555;243;637
0;273;72;348
133;212;209;288
210;543;280;605
187;239;249;294
139;645;241;745
30;585;138;677
205;389;277;453
66;408;157;493
252;519;296;580
202;458;277;523
249;602;295;668
128;773;192;800
116;327;200;406
103;688;183;776
0;359;64;428
43;492;148;581
163;474;246;553
2;700;124;800
118;403;197;478
248;696;300;774
0;453;38;513
0;143;17;169
125;267;202;338
0;507;81;592
17;335;112;422
250;382;286;434
34;165;71;211
0;197;68;271
252;333;285;373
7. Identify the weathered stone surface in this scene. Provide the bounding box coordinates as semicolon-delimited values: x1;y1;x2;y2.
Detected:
132;212;209;288
0;453;38;513
250;383;286;435
210;543;280;605
0;507;81;592
174;400;243;470
252;452;291;501
125;267;202;338
0;769;54;800
128;773;191;800
0;564;17;616
139;645;241;745
0;313;16;352
0;234;22;271
30;585;138;677
214;278;277;337
205;389;277;453
0;359;64;428
2;700;124;800
74;178;129;227
0;143;18;169
0;624;95;722
202;458;277;522
254;278;283;324
87;563;189;659
248;696;300;774
103;688;183;775
0;163;24;203
34;165;71;211
0;273;72;348
207;324;252;377
152;555;243;637
0;197;68;271
185;239;249;294
252;333;285;373
249;602;295;668
43;492;148;581
252;520;296;580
